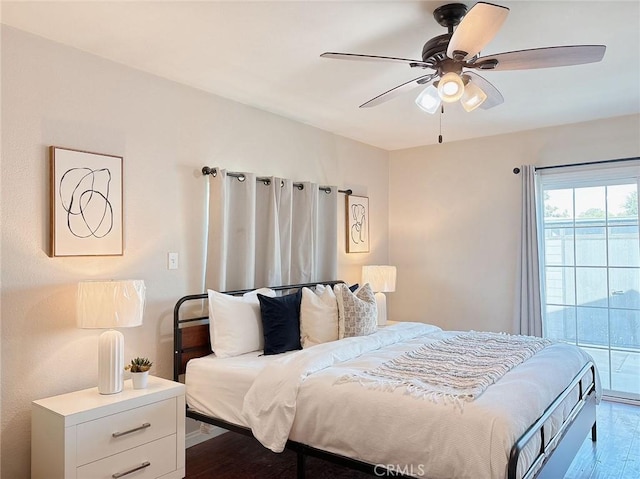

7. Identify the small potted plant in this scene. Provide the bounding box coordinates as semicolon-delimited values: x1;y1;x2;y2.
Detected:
125;357;153;389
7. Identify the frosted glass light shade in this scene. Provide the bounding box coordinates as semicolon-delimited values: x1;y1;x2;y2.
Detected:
77;280;145;394
461;81;488;112
415;85;442;114
438;72;465;103
362;265;397;293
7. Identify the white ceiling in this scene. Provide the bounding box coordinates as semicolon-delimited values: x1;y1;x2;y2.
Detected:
2;1;639;150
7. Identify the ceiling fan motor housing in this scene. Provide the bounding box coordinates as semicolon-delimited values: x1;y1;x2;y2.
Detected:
422;3;468;67
421;34;452;64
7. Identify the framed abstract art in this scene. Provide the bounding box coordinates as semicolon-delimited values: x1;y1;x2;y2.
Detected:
49;146;123;256
345;194;369;253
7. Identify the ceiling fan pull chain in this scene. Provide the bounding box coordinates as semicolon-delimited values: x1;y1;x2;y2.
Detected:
438;105;443;144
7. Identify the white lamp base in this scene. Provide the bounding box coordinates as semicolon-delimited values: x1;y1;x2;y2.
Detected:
98;329;124;394
375;292;387;326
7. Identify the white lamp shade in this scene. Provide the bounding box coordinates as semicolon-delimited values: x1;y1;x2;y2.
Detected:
77;280;145;329
362;265;397;293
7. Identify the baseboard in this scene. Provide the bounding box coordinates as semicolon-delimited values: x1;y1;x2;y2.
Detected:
602;395;640;406
185;424;227;448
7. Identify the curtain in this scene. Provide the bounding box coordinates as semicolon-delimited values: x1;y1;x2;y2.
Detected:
205;170;338;291
206;170;257;291
515;165;543;336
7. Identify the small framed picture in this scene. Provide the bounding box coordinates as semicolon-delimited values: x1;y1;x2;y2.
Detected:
49;146;123;257
346;195;369;253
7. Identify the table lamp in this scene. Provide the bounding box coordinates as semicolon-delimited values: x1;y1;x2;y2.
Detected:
362;265;396;326
77;280;146;394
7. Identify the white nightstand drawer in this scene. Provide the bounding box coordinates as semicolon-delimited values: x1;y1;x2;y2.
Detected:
77;397;177;465
77;434;177;479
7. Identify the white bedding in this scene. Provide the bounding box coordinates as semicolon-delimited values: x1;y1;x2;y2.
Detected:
185;349;297;426
187;322;600;479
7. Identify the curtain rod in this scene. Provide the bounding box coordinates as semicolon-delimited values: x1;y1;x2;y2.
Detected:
513;157;639;175
202;166;352;195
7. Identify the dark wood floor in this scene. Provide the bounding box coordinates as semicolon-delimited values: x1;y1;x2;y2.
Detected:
186;400;639;478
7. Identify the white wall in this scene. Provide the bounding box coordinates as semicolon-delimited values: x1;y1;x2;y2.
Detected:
0;26;390;478
0;17;3;479
388;114;640;333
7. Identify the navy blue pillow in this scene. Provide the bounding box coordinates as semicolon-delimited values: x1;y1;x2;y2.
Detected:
258;289;302;355
349;283;359;292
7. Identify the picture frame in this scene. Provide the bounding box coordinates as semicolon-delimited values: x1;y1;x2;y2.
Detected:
345;194;369;253
49;146;123;257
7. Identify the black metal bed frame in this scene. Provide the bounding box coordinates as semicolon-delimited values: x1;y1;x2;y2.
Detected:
174;282;597;479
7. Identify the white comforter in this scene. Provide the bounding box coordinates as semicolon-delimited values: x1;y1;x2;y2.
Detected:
242;322;599;479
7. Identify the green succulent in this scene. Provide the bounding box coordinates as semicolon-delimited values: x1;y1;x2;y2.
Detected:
125;357;153;373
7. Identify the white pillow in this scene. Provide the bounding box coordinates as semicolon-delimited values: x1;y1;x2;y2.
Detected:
335;283;378;339
207;288;276;358
300;285;339;348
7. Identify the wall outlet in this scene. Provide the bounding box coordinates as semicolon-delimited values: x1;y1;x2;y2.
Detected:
168;252;179;270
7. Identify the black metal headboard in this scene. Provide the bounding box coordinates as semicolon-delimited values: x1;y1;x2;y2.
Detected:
173;280;344;382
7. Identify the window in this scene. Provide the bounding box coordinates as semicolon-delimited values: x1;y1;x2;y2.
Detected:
537;162;640;401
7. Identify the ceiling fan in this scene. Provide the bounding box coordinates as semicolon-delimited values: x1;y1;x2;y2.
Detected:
320;2;606;114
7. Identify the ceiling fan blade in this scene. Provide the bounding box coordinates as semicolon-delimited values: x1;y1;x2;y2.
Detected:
471;45;606;71
464;72;504;109
360;73;437;108
447;2;509;62
321;52;433;69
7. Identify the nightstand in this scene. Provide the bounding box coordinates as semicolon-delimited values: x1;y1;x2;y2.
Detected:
32;376;185;479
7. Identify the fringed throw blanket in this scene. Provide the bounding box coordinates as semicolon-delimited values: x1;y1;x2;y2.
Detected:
336;332;552;405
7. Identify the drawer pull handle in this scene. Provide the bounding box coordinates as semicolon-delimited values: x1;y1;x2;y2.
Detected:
112;461;151;478
112;422;151;438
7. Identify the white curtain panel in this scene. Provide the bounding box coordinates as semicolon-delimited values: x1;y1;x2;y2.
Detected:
316;187;338;282
206;170;257;291
290;181;316;283
515;165;543;336
206;170;338;291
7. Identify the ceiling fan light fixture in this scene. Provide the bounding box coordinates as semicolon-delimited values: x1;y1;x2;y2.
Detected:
415;85;442;114
321;2;607;114
460;80;487;112
437;72;465;102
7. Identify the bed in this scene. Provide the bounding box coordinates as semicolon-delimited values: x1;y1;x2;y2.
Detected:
174;281;599;479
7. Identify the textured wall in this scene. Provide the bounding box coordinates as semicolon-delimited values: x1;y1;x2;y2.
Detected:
0;26;390;478
388;114;640;333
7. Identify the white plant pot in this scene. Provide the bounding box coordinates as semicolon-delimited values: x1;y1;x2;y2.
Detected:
131;371;149;389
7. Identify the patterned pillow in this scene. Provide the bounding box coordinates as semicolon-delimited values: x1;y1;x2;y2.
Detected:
335;283;378;339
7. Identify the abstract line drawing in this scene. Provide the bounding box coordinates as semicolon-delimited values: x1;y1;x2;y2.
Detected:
350;202;367;245
49;147;123;257
59;167;114;239
346;195;369;253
